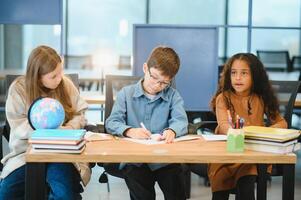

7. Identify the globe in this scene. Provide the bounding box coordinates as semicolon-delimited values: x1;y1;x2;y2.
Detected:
28;97;65;130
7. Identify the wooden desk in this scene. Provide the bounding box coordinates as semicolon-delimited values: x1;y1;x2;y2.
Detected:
80;91;105;104
25;139;296;200
278;93;301;107
0;68;132;81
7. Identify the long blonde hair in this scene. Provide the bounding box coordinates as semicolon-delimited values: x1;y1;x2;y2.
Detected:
25;45;75;123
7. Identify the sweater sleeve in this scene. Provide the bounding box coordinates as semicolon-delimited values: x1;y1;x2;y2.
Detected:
269;113;288;129
215;94;231;135
1;79;34;167
6;80;33;141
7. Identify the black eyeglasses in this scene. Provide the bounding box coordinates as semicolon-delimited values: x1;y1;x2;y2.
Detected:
148;68;171;87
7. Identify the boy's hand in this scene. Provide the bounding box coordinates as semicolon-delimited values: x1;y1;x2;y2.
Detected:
160;129;176;144
124;128;151;139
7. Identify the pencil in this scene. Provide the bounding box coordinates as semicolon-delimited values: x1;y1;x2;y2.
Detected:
227;110;234;128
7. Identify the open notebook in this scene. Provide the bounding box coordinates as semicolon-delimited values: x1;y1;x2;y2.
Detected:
123;134;201;145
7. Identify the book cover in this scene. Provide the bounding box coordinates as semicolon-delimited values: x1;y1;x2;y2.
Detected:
32;140;86;150
245;142;300;154
243;126;300;140
32;145;85;154
31;129;86;141
29;139;82;145
245;138;298;147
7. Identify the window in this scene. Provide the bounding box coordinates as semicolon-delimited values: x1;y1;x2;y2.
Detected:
251;29;300;56
67;0;146;70
228;0;248;25
0;24;60;69
149;0;225;25
253;0;300;27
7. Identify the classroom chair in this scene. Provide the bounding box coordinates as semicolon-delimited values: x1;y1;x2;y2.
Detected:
291;56;301;73
64;55;96;91
97;75;141;192
257;50;292;72
118;55;131;70
269;80;301;175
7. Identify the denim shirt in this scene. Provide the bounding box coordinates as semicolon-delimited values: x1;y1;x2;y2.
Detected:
105;79;188;170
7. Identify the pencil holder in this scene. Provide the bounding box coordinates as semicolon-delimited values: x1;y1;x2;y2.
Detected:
227;128;244;153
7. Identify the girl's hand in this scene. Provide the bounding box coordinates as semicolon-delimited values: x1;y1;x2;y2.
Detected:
60;125;73;129
124;128;151;139
160;129;176;144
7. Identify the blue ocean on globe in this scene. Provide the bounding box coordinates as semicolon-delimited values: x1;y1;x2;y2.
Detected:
29;97;65;129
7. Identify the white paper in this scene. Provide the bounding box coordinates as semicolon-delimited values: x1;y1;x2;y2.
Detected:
202;134;227;141
84;131;113;141
124;135;201;145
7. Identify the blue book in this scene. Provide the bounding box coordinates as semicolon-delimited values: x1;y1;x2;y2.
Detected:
31;129;86;141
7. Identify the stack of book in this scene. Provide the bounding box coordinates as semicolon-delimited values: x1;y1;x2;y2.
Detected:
243;126;300;154
29;129;86;153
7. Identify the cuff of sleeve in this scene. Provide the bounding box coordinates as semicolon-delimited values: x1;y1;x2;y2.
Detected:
116;125;132;137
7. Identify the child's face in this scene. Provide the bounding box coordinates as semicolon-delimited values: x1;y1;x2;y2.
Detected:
230;59;252;96
40;63;63;90
142;63;171;95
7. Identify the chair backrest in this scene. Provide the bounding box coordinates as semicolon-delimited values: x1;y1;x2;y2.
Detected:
257;50;292;72
64;55;93;70
270;80;301;128
104;75;141;131
292;56;301;72
118;55;131;69
0;74;79;170
65;74;80;90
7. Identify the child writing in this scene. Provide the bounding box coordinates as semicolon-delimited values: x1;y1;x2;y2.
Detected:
0;45;91;199
209;53;287;200
106;46;188;200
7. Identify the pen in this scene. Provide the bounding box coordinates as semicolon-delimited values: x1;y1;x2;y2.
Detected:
140;122;147;130
140;122;151;139
239;117;245;129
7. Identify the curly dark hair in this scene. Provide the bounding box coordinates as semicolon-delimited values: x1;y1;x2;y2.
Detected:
210;53;280;121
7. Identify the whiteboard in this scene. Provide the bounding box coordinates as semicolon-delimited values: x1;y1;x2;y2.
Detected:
133;25;219;111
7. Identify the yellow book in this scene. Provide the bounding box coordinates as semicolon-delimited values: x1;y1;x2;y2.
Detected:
243;126;300;141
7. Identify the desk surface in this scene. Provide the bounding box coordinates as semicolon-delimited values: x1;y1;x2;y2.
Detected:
0;68;132;81
25;138;296;164
80;91;105;104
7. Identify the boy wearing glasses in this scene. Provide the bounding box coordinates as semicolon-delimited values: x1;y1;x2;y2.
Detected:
106;46;188;200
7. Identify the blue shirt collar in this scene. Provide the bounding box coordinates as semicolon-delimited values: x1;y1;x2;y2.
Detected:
133;79;169;101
